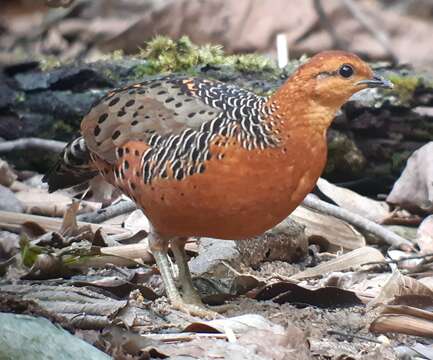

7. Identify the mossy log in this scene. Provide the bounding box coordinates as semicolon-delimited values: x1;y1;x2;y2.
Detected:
0;41;432;194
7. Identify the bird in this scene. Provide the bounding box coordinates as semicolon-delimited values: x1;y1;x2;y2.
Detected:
44;50;392;317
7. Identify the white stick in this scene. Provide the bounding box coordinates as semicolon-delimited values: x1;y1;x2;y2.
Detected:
276;33;289;68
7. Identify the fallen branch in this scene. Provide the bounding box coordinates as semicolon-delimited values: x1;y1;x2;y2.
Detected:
0;210;129;236
0;138;66;153
77;200;137;223
100;243;153;263
302;194;414;251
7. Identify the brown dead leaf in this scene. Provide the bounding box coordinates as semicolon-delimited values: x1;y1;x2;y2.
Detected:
15;188;99;217
319;272;390;303
416;215;433;254
289;247;385;281
419;277;433;292
56;201;95;244
316;178;391;223
60;201;80;237
369;270;433;309
71;269;157;300
99;315;309;359
21;221;47;239
154;315;310;360
0;283;128;329
290;205;365;251
381;304;433;321
31;232;68;248
253;282;362;308
85;175;121;206
99;326;161;358
370;314;433;338
389;295;433;311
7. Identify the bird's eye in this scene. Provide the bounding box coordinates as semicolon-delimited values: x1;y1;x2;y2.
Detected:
339;64;354;78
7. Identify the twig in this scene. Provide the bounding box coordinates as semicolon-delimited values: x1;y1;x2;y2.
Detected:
302;194;414;251
0;138;66;153
0;210;129;235
341;0;398;62
328;330;382;344
142;332;229;343
364;252;433;267
77;200;137;223
101;243;154;264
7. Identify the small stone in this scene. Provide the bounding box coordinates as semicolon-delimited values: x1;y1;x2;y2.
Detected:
189;218;307;276
0;185;24;213
387;142;433;213
0;231;20;260
236;217;307;267
123;209;150;234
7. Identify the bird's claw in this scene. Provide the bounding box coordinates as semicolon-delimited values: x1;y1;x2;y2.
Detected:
172;299;222;319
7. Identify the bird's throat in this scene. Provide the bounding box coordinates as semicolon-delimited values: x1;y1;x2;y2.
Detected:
268;91;339;146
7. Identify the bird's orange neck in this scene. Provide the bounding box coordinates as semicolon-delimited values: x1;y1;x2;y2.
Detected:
268;81;341;143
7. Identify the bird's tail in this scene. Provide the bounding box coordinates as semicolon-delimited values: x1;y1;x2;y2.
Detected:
43;137;98;192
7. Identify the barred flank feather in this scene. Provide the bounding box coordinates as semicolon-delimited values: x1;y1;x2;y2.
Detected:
42;137;97;192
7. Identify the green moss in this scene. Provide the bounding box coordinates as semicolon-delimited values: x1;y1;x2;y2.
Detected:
135;35;226;75
391;150;411;172
20;236;44;267
385;74;422;105
228;54;276;74
51;120;75;139
15;92;26;103
38;56;62;71
109;49;124;61
102;68;120;82
133;35;278;77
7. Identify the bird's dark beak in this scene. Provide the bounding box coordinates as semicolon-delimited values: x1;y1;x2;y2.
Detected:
356;73;393;89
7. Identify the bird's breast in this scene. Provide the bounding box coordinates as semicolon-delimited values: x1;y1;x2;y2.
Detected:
133;132;328;239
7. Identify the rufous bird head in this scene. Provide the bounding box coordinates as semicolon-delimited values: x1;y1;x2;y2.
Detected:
271;50;393;131
290;50;393;108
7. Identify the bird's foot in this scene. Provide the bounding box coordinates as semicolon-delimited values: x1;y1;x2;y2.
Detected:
180;286;232;316
172;298;221;319
180;287;204;307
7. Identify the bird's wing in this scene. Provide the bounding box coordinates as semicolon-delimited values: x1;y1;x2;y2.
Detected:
81;76;261;164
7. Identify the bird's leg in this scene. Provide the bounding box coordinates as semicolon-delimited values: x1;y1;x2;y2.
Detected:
148;230;183;304
171;237;231;315
170;237;203;306
148;229;217;318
